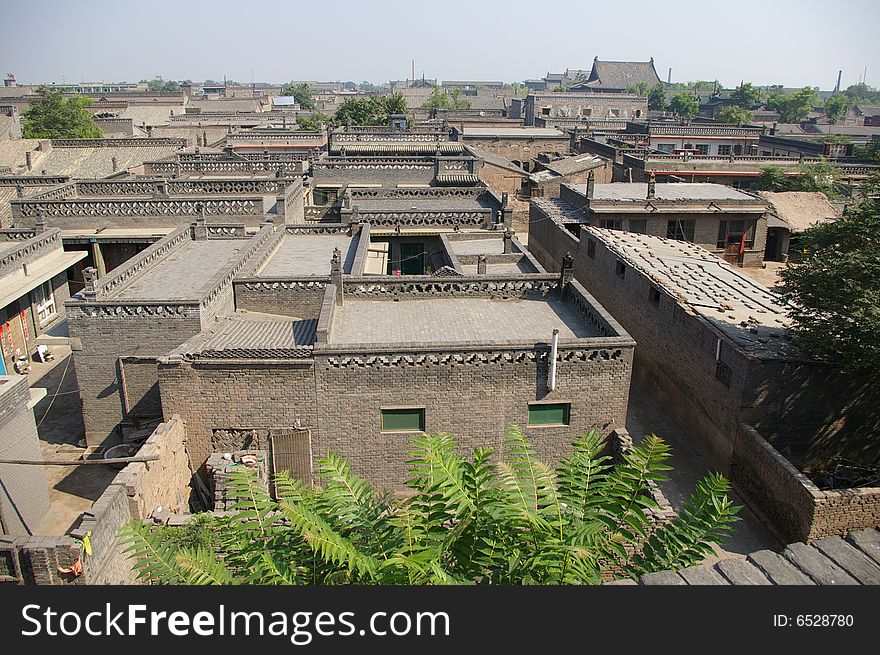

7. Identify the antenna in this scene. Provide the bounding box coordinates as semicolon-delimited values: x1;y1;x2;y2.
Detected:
412;59;415;87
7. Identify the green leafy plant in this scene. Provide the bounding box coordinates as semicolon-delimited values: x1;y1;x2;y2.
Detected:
121;429;739;585
669;93;699;119
715;105;753;125
22;86;103;138
280;82;316;111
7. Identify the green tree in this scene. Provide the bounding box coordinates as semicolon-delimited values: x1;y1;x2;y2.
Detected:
422;87;470;110
626;82;650;97
758;166;789;191
552;84;567;92
715;105;753;125
147;79;181;93
779;191;880;377
648;84;666;111
730;82;761;109
843;83;880;105
793;158;843;197
121;429;739;585
824;94;849;125
22;86;103;139
333;93;408;126
669;93;699;119
854;138;880;164
281;82;316;111
296;112;330;131
775;87;818;123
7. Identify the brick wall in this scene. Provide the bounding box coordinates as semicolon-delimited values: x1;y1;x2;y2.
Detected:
69;307;203;445
233;280;329;320
0;376;51;535
461;138;570;166
731;424;880;543
0;415;191;585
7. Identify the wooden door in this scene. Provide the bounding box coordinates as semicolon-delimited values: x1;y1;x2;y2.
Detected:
270;429;313;491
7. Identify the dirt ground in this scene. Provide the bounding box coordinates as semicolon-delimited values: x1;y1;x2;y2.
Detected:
26;341;118;536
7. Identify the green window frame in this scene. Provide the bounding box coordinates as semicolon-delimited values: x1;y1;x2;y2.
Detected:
527;403;571;427
380;407;425;432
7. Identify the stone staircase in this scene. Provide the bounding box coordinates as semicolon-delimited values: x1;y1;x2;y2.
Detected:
608;528;880;585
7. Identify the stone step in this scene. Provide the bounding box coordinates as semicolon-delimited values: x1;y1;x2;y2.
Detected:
678;564;730;585
747;549;814;585
811;536;880;585
845;528;880;568
715;558;771;585
639;570;687;585
782;542;858;585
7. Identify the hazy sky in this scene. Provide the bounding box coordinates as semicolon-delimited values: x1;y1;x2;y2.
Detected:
3;0;878;89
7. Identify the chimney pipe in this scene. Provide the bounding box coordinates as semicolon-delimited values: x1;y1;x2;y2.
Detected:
25;151;32;171
549;328;560;392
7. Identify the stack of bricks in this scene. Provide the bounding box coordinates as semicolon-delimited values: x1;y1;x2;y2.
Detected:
206;450;269;511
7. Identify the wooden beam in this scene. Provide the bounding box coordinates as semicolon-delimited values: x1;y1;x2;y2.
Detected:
0;455;160;466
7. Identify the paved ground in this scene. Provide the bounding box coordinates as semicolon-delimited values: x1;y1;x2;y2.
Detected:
625;378;779;558
118;239;246;300
737;261;786;290
332;297;598;344
27;342;118;536
258;234;356;277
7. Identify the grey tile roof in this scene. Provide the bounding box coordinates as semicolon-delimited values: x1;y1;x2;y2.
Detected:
584;227;799;359
461;127;565;138
591;182;757;201
172;311;316;359
331;297;599;345
579;59;662;90
545;154;605;176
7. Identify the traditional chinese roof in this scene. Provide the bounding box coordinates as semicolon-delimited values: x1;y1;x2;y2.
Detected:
573;59;662;91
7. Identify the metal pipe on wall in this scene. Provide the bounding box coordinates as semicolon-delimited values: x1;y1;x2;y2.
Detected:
549;328;560;391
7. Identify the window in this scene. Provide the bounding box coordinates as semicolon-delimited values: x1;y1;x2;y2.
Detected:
716;220;756;249
528;403;570;426
34;281;57;325
695;144;710;155
587;239;596;258
581;107;592;117
715;361;732;387
615;260;626;278
718;145;732;156
380;408;425;432
609;108;620;118
649;286;661;305
656;144;674;153
667;219;695;242
635;109;642;118
541;106;551;116
599;219;622;230
628;219;647;234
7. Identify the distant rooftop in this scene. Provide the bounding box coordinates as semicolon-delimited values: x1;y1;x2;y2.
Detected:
331;297;599;345
459;127;565;138
584;227;798;358
590;182;758;202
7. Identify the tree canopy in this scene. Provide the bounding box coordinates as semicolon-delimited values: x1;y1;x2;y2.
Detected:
647;84;666;110
122;429;739;585
843;83;880;106
715;105;753;125
768;86;817;123
295;112;330;131
824;94;850;125
147;79;181;93
422;87;470;110
669;93;699;119
730;82;761;109
281;82;316;111
625;82;651;97
757;159;844;197
22;86;103;139
780;185;880;378
333;93;407;127
758;166;789;191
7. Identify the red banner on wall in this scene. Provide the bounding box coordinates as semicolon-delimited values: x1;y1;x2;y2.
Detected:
20;310;28;340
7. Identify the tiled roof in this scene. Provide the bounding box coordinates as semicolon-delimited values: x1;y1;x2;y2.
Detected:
466;146;527;173
584;227;799;359
854;105;880;118
579;59;662;90
758;191;839;233
121;104;184;127
545;154;605;176
436;173;480;185
173;311;316;359
26;144;182;178
330;143;463;154
0;184;46;225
